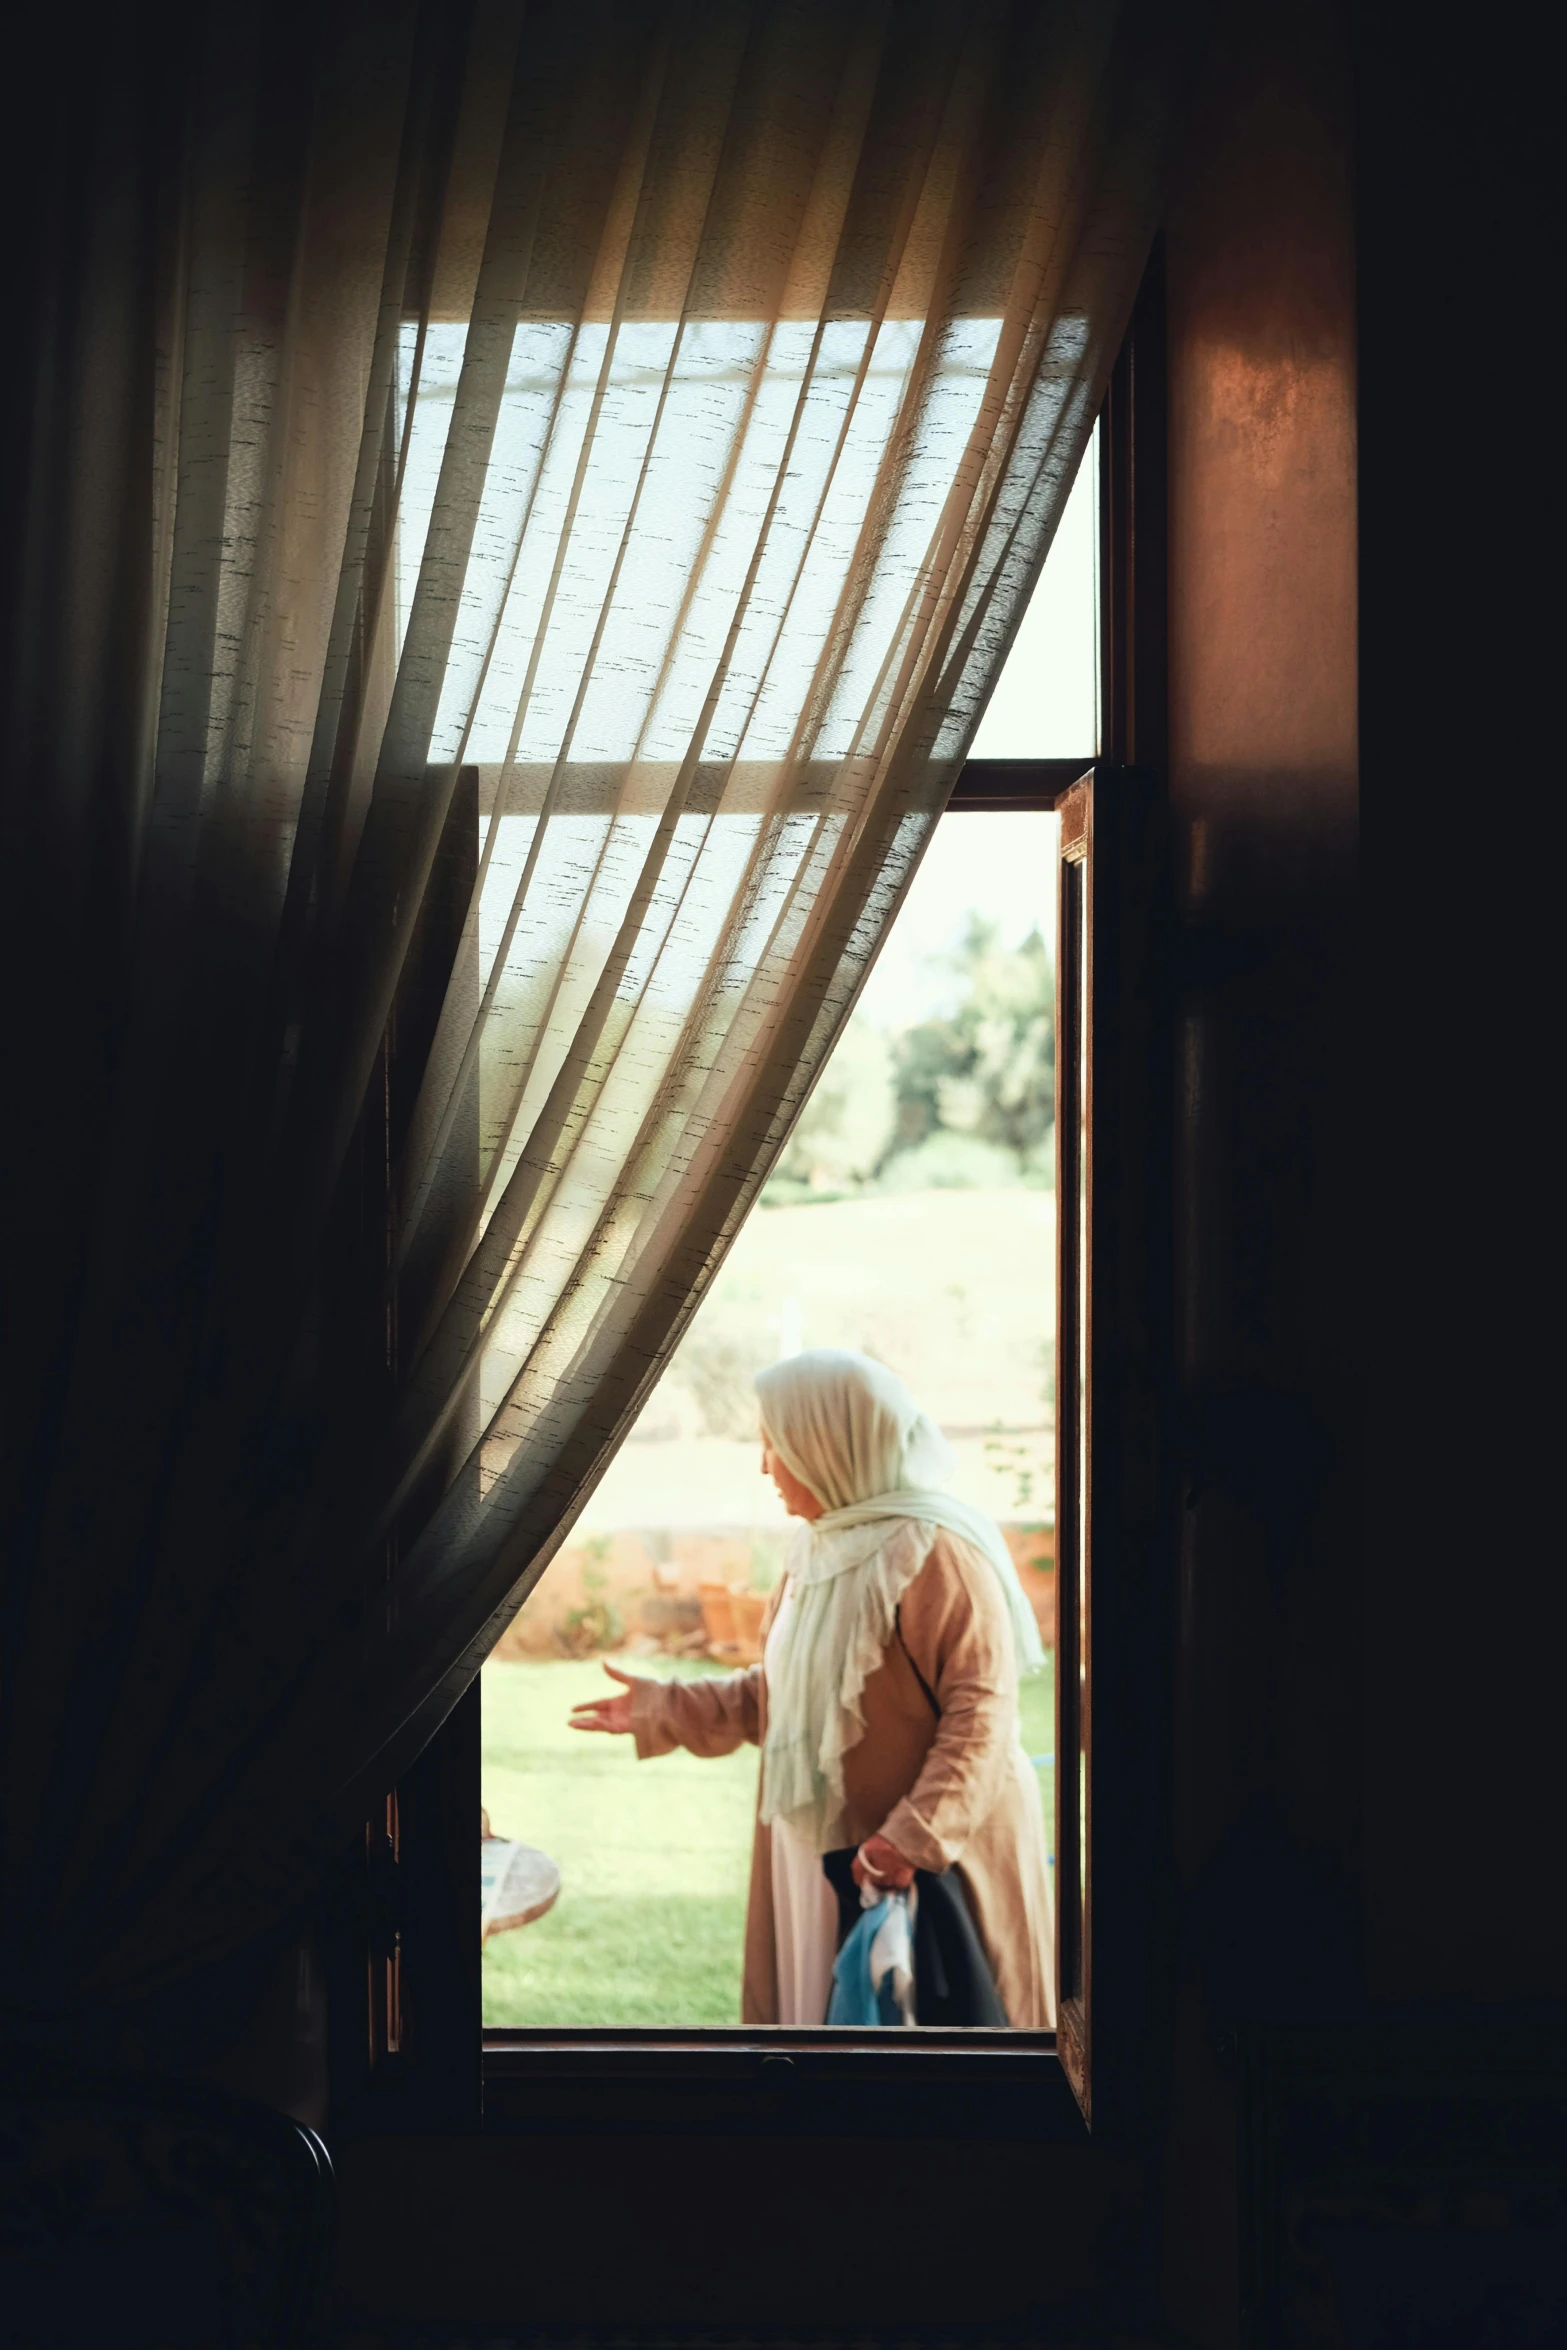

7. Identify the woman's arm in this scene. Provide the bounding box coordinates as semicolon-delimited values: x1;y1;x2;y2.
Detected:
570;1661;764;1758
875;1536;1021;1873
632;1664;764;1757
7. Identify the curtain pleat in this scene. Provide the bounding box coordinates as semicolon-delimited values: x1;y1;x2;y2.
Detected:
0;0;1187;2012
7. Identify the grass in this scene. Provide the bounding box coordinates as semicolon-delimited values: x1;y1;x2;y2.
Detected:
481;1652;1057;2028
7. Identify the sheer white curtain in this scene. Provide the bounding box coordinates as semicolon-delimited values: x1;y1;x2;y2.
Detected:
0;0;1183;2007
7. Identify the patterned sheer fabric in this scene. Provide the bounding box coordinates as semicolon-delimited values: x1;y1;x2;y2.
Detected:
0;0;1183;2007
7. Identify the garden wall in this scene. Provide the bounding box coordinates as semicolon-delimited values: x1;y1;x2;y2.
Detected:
492;1524;1057;1660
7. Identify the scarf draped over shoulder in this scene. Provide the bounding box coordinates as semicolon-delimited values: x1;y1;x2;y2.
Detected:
755;1349;1044;1853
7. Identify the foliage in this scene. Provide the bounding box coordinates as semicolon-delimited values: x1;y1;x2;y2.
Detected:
769;1019;896;1196
878;1132;1024;1193
747;1532;787;1592
670;1326;771;1439
888;916;1054;1168
760;915;1054;1201
982;1429;1046;1516
553;1558;624;1657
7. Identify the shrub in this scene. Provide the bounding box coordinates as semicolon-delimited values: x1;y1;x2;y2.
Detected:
878;1132;1024;1192
890;917;1054;1162
769;1020;896;1194
554;1563;624;1658
671;1326;772;1438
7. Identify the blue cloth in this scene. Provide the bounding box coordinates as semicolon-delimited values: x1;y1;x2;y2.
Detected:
826;1892;914;2026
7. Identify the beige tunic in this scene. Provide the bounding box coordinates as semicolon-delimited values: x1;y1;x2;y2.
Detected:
630;1531;1056;2028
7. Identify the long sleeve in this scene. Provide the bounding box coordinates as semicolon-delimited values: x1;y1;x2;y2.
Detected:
877;1535;1021;1873
630;1665;764;1759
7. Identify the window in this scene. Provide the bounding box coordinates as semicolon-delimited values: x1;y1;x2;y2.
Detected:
337;274;1170;2141
476;439;1098;2036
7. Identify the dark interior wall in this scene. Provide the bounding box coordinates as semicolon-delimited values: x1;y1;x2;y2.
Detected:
1157;8;1361;2338
1151;5;1565;2341
1162;0;1565;2030
1354;3;1564;2010
1166;0;1360;1978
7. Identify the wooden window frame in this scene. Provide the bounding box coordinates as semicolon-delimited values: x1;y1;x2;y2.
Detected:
326;249;1174;2147
1054;773;1093;2114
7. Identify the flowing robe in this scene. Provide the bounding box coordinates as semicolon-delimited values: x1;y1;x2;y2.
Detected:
628;1530;1056;2028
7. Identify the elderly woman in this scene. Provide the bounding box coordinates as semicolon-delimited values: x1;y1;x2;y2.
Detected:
570;1348;1055;2028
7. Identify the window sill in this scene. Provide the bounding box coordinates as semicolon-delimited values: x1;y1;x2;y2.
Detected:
481;2028;1082;2139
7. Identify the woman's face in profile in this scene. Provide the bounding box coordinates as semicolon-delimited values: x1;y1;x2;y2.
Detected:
761;1433;824;1520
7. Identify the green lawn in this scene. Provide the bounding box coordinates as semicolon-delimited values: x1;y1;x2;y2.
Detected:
481;1653;1056;2027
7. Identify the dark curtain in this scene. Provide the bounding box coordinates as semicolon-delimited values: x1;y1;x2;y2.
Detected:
0;0;1185;2036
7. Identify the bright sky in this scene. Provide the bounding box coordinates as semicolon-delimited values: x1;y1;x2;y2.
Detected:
968;426;1098;762
854;429;1096;1028
855;808;1060;1027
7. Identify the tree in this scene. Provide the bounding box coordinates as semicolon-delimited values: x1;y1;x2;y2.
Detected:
768;1018;897;1194
888;916;1054;1170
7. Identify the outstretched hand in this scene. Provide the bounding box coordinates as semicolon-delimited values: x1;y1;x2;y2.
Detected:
568;1661;638;1736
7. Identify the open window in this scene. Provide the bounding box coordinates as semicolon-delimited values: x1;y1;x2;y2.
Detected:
328;260;1170;2142
472;431;1098;2046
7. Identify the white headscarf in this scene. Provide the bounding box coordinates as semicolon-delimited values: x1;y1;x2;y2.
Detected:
755;1348;1044;1852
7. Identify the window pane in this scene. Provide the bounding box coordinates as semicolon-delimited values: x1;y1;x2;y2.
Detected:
968;427;1098;759
482;810;1060;2028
